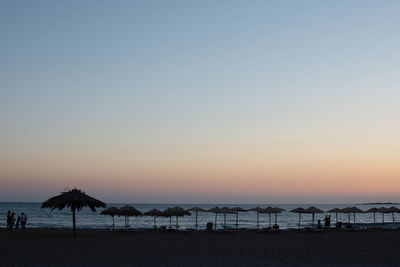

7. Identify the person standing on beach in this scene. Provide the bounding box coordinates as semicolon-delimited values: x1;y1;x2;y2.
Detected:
21;213;28;230
6;211;11;230
15;215;21;229
10;212;15;229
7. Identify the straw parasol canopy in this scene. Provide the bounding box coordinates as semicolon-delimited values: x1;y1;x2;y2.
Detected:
220;207;235;229
365;207;380;226
304;207;324;227
384;206;400;222
163;206;191;229
290;208;307;229
327;208;342;223
264;207;277;228
248;207;266;229
208;207;222;230
272;207;285;226
144;208;163;229
101;207;119;230
188;207;207;230
231;207;247;230
41;188;106;236
341;207;363;224
119;206;142;229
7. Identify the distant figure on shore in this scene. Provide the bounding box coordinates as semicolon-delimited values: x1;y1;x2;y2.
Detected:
21;213;28;230
317;220;322;229
324;215;331;228
16;215;21;228
9;212;16;230
6;211;11;230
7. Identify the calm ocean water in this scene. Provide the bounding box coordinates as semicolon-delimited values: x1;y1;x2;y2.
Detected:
2;203;400;230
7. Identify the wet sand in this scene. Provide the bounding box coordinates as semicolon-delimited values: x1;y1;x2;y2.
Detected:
1;228;400;266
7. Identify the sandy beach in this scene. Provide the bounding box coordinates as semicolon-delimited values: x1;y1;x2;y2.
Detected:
2;228;400;266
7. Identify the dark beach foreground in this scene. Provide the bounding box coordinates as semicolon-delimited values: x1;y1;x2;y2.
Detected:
2;228;400;266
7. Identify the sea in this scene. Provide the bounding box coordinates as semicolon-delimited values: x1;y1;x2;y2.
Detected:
2;203;400;230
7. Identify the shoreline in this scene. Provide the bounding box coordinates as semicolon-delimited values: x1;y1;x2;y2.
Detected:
2;228;400;266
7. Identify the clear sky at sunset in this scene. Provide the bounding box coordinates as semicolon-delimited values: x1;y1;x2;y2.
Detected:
1;1;400;203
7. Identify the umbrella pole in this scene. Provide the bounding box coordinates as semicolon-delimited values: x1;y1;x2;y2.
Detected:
353;213;356;224
236;212;238;230
176;216;179;229
336;212;338;223
269;213;271;228
298;213;301;229
256;212;259;229
275;213;278;225
382;213;384;225
348;213;350;224
393;212;395;222
373;212;376;227
312;213;315;227
214;213;217;230
224;213;226;229
195;211;198;230
72;208;76;236
169;217;172;229
154;216;156;229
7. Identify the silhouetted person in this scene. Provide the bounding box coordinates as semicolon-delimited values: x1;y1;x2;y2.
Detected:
6;211;11;230
21;213;27;230
15;215;21;228
10;212;15;229
317;219;322;229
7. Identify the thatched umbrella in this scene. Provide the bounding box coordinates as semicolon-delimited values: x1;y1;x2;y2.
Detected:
208;207;222;230
119;206;142;229
342;207;363;224
264;207;277;228
164;206;191;229
384;206;400;222
272;207;285;226
290;208;307;229
327;208;342;223
161;208;174;229
41;188;106;236
305;207;324;227
231;207;247;230
187;207;207;230
365;207;380;226
220;207;235;229
248;207;265;229
144;208;163;229
101;207;119;230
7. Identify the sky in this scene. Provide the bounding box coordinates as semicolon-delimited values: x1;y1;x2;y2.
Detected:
1;0;400;204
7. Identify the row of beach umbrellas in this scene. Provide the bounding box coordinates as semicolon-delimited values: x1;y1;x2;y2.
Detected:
102;205;400;230
100;206;287;230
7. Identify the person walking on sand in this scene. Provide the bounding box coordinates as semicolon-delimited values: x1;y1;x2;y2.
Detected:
10;212;16;229
21;213;28;230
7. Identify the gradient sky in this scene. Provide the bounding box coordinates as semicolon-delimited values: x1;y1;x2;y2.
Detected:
1;0;400;203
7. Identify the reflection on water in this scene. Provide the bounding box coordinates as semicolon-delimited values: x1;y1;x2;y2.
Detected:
1;203;400;230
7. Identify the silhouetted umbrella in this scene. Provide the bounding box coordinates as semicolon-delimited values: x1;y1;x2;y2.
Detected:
290;208;307;229
365;207;380;226
305;207;324;227
220;207;235;229
119;206;142;229
161;208;174;229
264;207;277;228
342;207;363;224
248;207;265;229
101;207;119;230
188;207;207;230
272;207;285;226
384;206;400;222
231;207;247;230
327;208;342;223
41;188;106;236
378;207;389;224
208;207;222;230
144;208;163;229
164;206;191;229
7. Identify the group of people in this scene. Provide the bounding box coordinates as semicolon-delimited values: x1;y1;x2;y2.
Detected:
6;211;27;230
317;215;331;229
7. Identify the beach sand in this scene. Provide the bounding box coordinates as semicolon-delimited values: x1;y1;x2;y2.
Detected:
1;228;400;266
